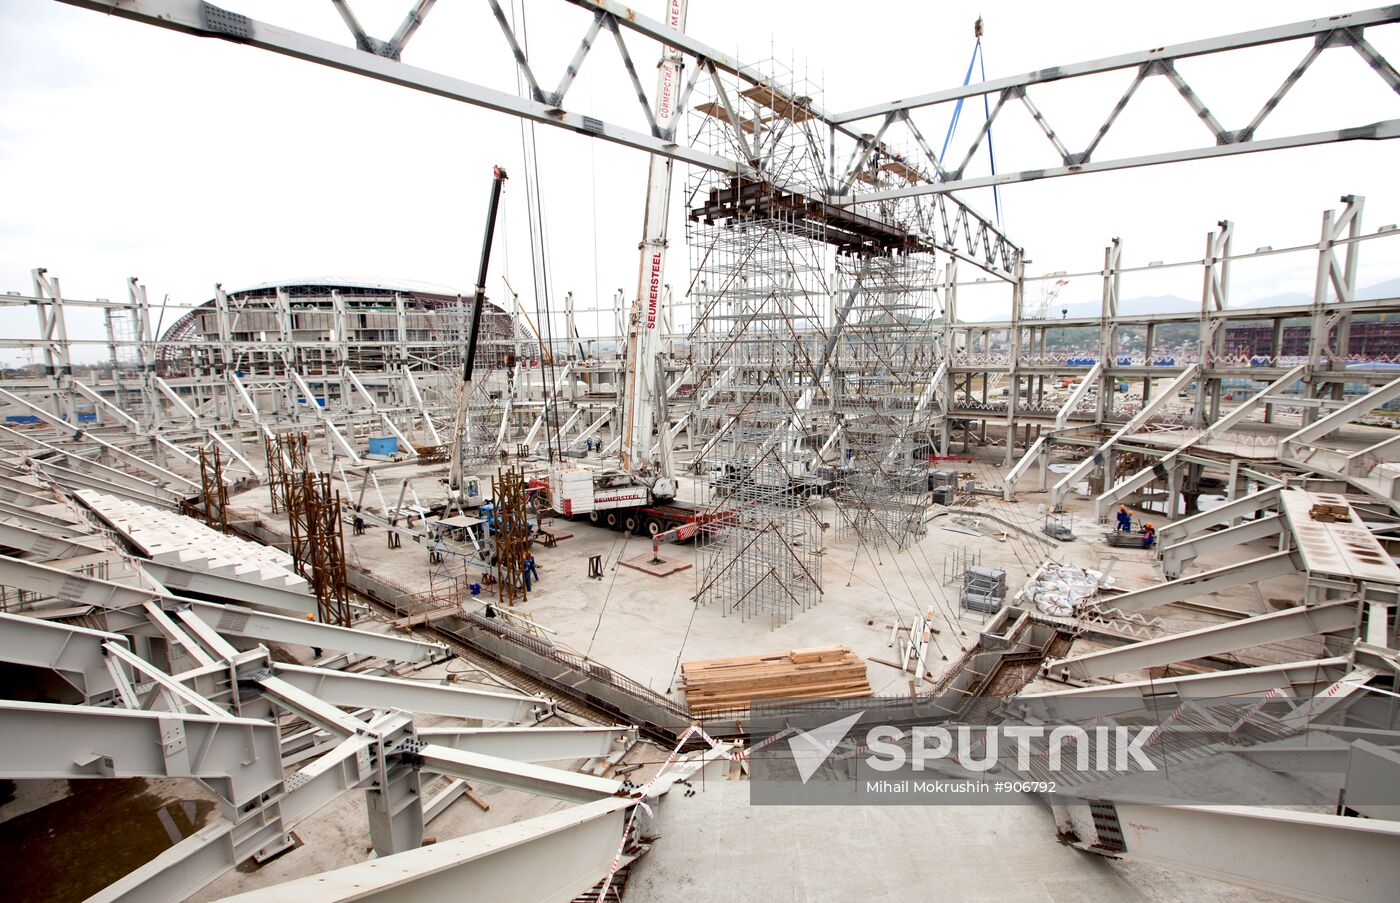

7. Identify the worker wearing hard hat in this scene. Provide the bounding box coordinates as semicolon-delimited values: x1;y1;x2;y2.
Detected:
306;613;322;659
1115;505;1132;533
1141;522;1156;549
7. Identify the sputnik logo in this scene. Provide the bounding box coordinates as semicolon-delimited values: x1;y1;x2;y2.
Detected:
786;711;864;784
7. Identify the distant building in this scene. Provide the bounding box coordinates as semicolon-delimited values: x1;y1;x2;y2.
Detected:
157;278;519;377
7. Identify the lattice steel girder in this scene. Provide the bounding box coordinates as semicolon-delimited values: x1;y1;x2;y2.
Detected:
183;600;447;664
0;610;130;702
0;699;282;806
415;725;633;763
1044;599;1361;682
1034;656;1350;707
834;7;1400;200
271;662;541;723
1064;802;1400;903
220;796;637;902
414;743;621;803
54;0;1018;277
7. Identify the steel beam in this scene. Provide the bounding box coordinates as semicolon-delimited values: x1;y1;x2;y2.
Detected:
1097;550;1299;614
1160;513;1285;579
1159;485;1282;547
1043;599;1359;682
1003;434;1048;500
140;559;317;615
1068;802;1400;903
272;662;541;723
0;551;159;609
0;699;282;806
1054;362;1102;429
184;600;447;664
1096;365;1306;519
1284;372;1400;452
1051;364;1199;509
0;518;107;560
218;797;637;902
1032;656;1350;706
414;743;621;803
0;610;130;701
415;726;632;763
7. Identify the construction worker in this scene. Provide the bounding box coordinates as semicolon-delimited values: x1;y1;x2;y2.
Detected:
306;613;322;659
1141;522;1156;549
1115;504;1132;533
523;552;540;589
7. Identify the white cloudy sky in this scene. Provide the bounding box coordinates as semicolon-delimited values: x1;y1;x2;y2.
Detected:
2;0;1398;362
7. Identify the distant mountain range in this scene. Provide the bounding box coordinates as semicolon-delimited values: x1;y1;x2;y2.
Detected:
1006;276;1400;321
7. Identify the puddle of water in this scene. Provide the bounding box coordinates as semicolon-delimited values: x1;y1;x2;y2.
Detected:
0;778;216;903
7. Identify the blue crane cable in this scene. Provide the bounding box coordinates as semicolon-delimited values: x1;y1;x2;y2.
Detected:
939;36;1003;230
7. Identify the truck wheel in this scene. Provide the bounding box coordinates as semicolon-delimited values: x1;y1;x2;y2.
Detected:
643;517;664;537
604;511;620;530
588;511;600;525
624;514;640;534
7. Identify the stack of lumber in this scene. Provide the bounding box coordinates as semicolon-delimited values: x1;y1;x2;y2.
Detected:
680;646;872;715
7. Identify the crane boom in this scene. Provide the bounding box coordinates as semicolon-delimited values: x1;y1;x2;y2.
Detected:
619;0;687;500
448;165;509;496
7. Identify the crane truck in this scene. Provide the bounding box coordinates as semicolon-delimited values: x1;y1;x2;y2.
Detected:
540;0;721;540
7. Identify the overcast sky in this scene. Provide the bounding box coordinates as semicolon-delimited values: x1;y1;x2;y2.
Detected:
2;0;1398;363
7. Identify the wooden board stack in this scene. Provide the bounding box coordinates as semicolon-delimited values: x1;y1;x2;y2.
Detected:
680;646;873;715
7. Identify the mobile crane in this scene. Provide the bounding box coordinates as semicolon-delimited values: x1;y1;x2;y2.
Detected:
447;165;508;501
541;0;721;539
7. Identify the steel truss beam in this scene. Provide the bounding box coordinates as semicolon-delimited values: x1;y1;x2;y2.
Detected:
1043;598;1360;682
834;7;1400;200
55;0;1017;277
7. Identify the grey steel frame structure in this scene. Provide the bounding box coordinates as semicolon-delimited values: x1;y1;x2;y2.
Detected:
3;1;1400;899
